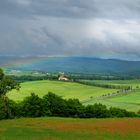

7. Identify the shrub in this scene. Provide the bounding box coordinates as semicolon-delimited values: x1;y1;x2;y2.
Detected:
85;103;111;118
42;92;67;117
20;93;45;117
66;99;85;117
109;107;137;118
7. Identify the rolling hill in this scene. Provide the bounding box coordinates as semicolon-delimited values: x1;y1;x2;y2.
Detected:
7;80;140;112
8;80;117;102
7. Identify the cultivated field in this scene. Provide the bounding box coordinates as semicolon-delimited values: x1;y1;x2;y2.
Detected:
7;80;140;112
85;94;140;112
81;80;140;112
0;117;140;140
7;80;117;101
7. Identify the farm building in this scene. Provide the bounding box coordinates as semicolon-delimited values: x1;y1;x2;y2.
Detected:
58;72;69;81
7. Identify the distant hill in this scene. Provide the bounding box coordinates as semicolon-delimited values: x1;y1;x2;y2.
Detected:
1;56;140;76
0;56;40;67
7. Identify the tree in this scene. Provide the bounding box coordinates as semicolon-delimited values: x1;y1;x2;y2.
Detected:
0;68;20;118
20;93;45;117
110;107;137;118
85;104;110;118
42;92;67;117
0;68;20;97
66;99;84;117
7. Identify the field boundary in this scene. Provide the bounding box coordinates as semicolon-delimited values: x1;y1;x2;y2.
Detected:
81;88;137;104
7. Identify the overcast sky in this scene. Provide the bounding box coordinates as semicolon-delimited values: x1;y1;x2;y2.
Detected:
0;0;140;60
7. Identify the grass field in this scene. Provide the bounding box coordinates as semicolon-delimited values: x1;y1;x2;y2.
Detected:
0;117;140;140
7;80;140;112
85;98;140;112
7;80;117;102
108;89;140;104
78;80;140;111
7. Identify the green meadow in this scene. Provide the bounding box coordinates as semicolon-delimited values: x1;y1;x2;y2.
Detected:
86;97;140;112
7;80;140;112
78;80;140;111
7;80;118;101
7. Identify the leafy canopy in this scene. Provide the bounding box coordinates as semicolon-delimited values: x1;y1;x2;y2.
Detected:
0;69;20;96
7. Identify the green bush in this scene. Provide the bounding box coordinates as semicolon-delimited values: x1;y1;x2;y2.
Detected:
66;99;85;117
20;93;45;117
85;104;111;118
109;107;137;117
42;92;67;117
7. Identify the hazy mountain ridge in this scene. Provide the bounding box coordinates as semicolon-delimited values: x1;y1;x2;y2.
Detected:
0;56;42;67
1;56;140;76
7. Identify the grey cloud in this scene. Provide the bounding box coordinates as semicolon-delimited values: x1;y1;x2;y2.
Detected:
23;0;140;19
0;0;140;60
0;0;140;19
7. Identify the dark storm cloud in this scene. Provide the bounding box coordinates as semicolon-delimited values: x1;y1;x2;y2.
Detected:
1;0;140;19
34;0;140;19
0;0;140;60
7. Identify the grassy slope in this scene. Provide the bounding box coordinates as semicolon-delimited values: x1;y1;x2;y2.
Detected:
0;117;140;140
85;95;140;111
85;98;140;112
7;80;140;111
80;80;140;111
109;90;140;104
7;80;117;102
82;80;140;111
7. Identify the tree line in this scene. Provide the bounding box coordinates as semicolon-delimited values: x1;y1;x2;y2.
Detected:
0;92;139;120
9;75;58;83
75;80;132;90
8;72;136;83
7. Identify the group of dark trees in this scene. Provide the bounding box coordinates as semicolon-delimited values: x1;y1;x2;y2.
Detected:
0;92;139;120
75;80;132;90
8;71;137;83
9;75;58;83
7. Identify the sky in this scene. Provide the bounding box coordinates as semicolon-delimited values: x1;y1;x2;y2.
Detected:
0;0;140;60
